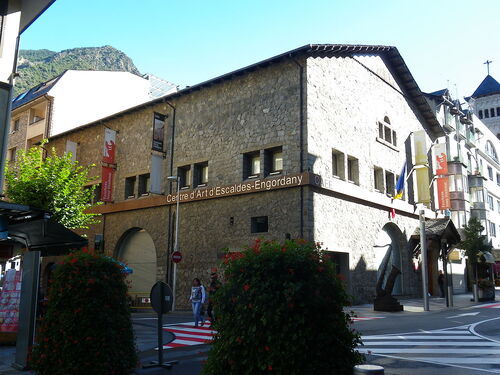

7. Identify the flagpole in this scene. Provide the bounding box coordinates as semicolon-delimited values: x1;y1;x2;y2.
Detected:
419;209;430;311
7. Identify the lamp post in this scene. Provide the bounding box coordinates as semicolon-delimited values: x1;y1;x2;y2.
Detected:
167;175;180;311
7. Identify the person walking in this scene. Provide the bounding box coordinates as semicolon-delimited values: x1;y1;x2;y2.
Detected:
438;270;445;298
189;278;206;327
207;271;222;327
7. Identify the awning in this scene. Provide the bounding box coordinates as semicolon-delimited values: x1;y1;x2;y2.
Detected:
410;218;461;257
0;201;87;256
481;251;496;264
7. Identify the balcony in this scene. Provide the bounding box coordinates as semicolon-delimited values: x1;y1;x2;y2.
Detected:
443;111;455;132
465;127;476;147
26;117;46;140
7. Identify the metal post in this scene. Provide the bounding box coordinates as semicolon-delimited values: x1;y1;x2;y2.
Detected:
172;178;180;311
419;210;430;311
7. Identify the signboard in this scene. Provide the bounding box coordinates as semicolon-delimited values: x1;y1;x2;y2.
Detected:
101;166;114;202
434;143;448;176
65;140;78;162
415;167;431;204
0;269;21;333
150;154;163;194
413;130;428;166
150;281;173;314
152;113;166;152
171;251;182;263
437;177;451;210
103;128;116;164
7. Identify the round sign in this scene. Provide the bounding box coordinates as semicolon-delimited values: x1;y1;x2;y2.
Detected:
171;251;182;263
150;281;173;314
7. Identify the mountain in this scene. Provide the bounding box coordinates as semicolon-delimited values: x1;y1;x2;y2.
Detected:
15;46;141;95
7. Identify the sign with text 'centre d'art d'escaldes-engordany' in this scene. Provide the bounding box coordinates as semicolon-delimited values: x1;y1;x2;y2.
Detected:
165;172;310;204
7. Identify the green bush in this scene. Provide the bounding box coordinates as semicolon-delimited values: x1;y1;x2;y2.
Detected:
202;239;362;375
31;251;137;375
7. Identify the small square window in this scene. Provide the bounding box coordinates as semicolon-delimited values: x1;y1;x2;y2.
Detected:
138;173;150;196
243;151;261;179
264;147;283;176
125;176;136;199
251;216;268;233
7;147;16;163
11;118;19;133
178;165;192;188
93;184;102;204
194;162;209;186
347;156;359;185
332;149;345;180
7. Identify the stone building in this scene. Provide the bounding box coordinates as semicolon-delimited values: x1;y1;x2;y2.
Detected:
15;44;451;307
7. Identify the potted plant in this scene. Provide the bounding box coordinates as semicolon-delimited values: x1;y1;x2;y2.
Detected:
477;278;495;301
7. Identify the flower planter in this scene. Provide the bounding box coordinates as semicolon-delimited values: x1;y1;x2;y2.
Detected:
478;286;495;301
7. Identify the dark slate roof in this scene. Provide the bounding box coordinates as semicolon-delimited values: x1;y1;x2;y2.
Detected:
49;44;445;141
411;218;461;245
11;71;65;110
470;75;500;99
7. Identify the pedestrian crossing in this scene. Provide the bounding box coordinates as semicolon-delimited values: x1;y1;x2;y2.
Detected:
352;317;384;322
479;302;500;309
359;325;500;372
161;322;216;350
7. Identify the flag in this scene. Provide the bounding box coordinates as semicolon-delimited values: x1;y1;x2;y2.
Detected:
394;164;406;200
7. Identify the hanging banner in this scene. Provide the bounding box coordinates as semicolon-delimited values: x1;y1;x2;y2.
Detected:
152;113;166;152
434;143;448;176
101;166;114;202
150;154;163;194
103;128;116;164
413;130;428;166
437;177;451;210
415;166;431;204
65;140;78;162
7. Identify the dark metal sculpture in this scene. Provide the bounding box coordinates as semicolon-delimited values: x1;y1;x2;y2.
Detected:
374;245;404;312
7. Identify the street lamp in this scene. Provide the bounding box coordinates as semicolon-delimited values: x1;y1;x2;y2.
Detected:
167;175;180;311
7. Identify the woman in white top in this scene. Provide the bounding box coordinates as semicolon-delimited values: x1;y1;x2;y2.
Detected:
189;278;206;327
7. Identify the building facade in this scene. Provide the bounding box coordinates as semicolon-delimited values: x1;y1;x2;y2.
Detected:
12;44;452;307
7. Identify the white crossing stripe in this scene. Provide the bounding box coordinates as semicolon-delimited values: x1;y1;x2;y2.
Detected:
359;325;500;371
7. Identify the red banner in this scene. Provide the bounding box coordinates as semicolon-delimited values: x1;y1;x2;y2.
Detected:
434;143;448;176
103;128;116;164
101;166;114;202
437;177;451;210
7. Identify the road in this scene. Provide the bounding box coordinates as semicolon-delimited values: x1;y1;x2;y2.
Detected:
132;302;500;374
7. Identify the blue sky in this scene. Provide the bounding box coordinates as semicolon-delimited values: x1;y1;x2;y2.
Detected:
21;0;500;98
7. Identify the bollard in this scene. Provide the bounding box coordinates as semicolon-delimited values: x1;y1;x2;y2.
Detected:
353;364;384;374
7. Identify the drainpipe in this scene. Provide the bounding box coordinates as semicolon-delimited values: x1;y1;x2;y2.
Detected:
163;100;176;288
290;56;305;239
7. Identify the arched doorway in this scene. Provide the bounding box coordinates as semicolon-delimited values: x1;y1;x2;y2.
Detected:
373;223;404;295
116;228;157;301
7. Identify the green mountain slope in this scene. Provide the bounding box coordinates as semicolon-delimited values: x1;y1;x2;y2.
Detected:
15;46;141;95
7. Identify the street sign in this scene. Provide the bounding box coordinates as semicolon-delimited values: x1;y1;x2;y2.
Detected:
171;251;182;263
150;281;173;314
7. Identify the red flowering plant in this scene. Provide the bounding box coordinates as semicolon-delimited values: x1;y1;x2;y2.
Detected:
31;251;137;375
202;239;362;375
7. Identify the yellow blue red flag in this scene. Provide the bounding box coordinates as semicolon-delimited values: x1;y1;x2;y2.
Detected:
394;164;406;200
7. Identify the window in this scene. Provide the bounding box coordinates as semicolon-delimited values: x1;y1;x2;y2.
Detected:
125;176;136;199
251;216;268;233
178;165;192;188
194;162;208;186
11;118;19;133
497;107;500;117
243;151;260;179
7;147;16;163
497;200;500;213
490;221;496;237
374;166;384;192
488;166;494;180
385;171;395;196
491;108;496;118
485;109;490;118
497;173;500;186
138;173;150;196
479;110;483;119
486;141;498;161
449;174;464;192
488;195;494;211
475;189;484;203
332;149;345;180
264;147;283;176
377;116;397;146
347;156;359;185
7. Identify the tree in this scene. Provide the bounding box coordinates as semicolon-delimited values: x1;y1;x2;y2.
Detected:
4;141;100;229
30;251;137;375
202;239;363;375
